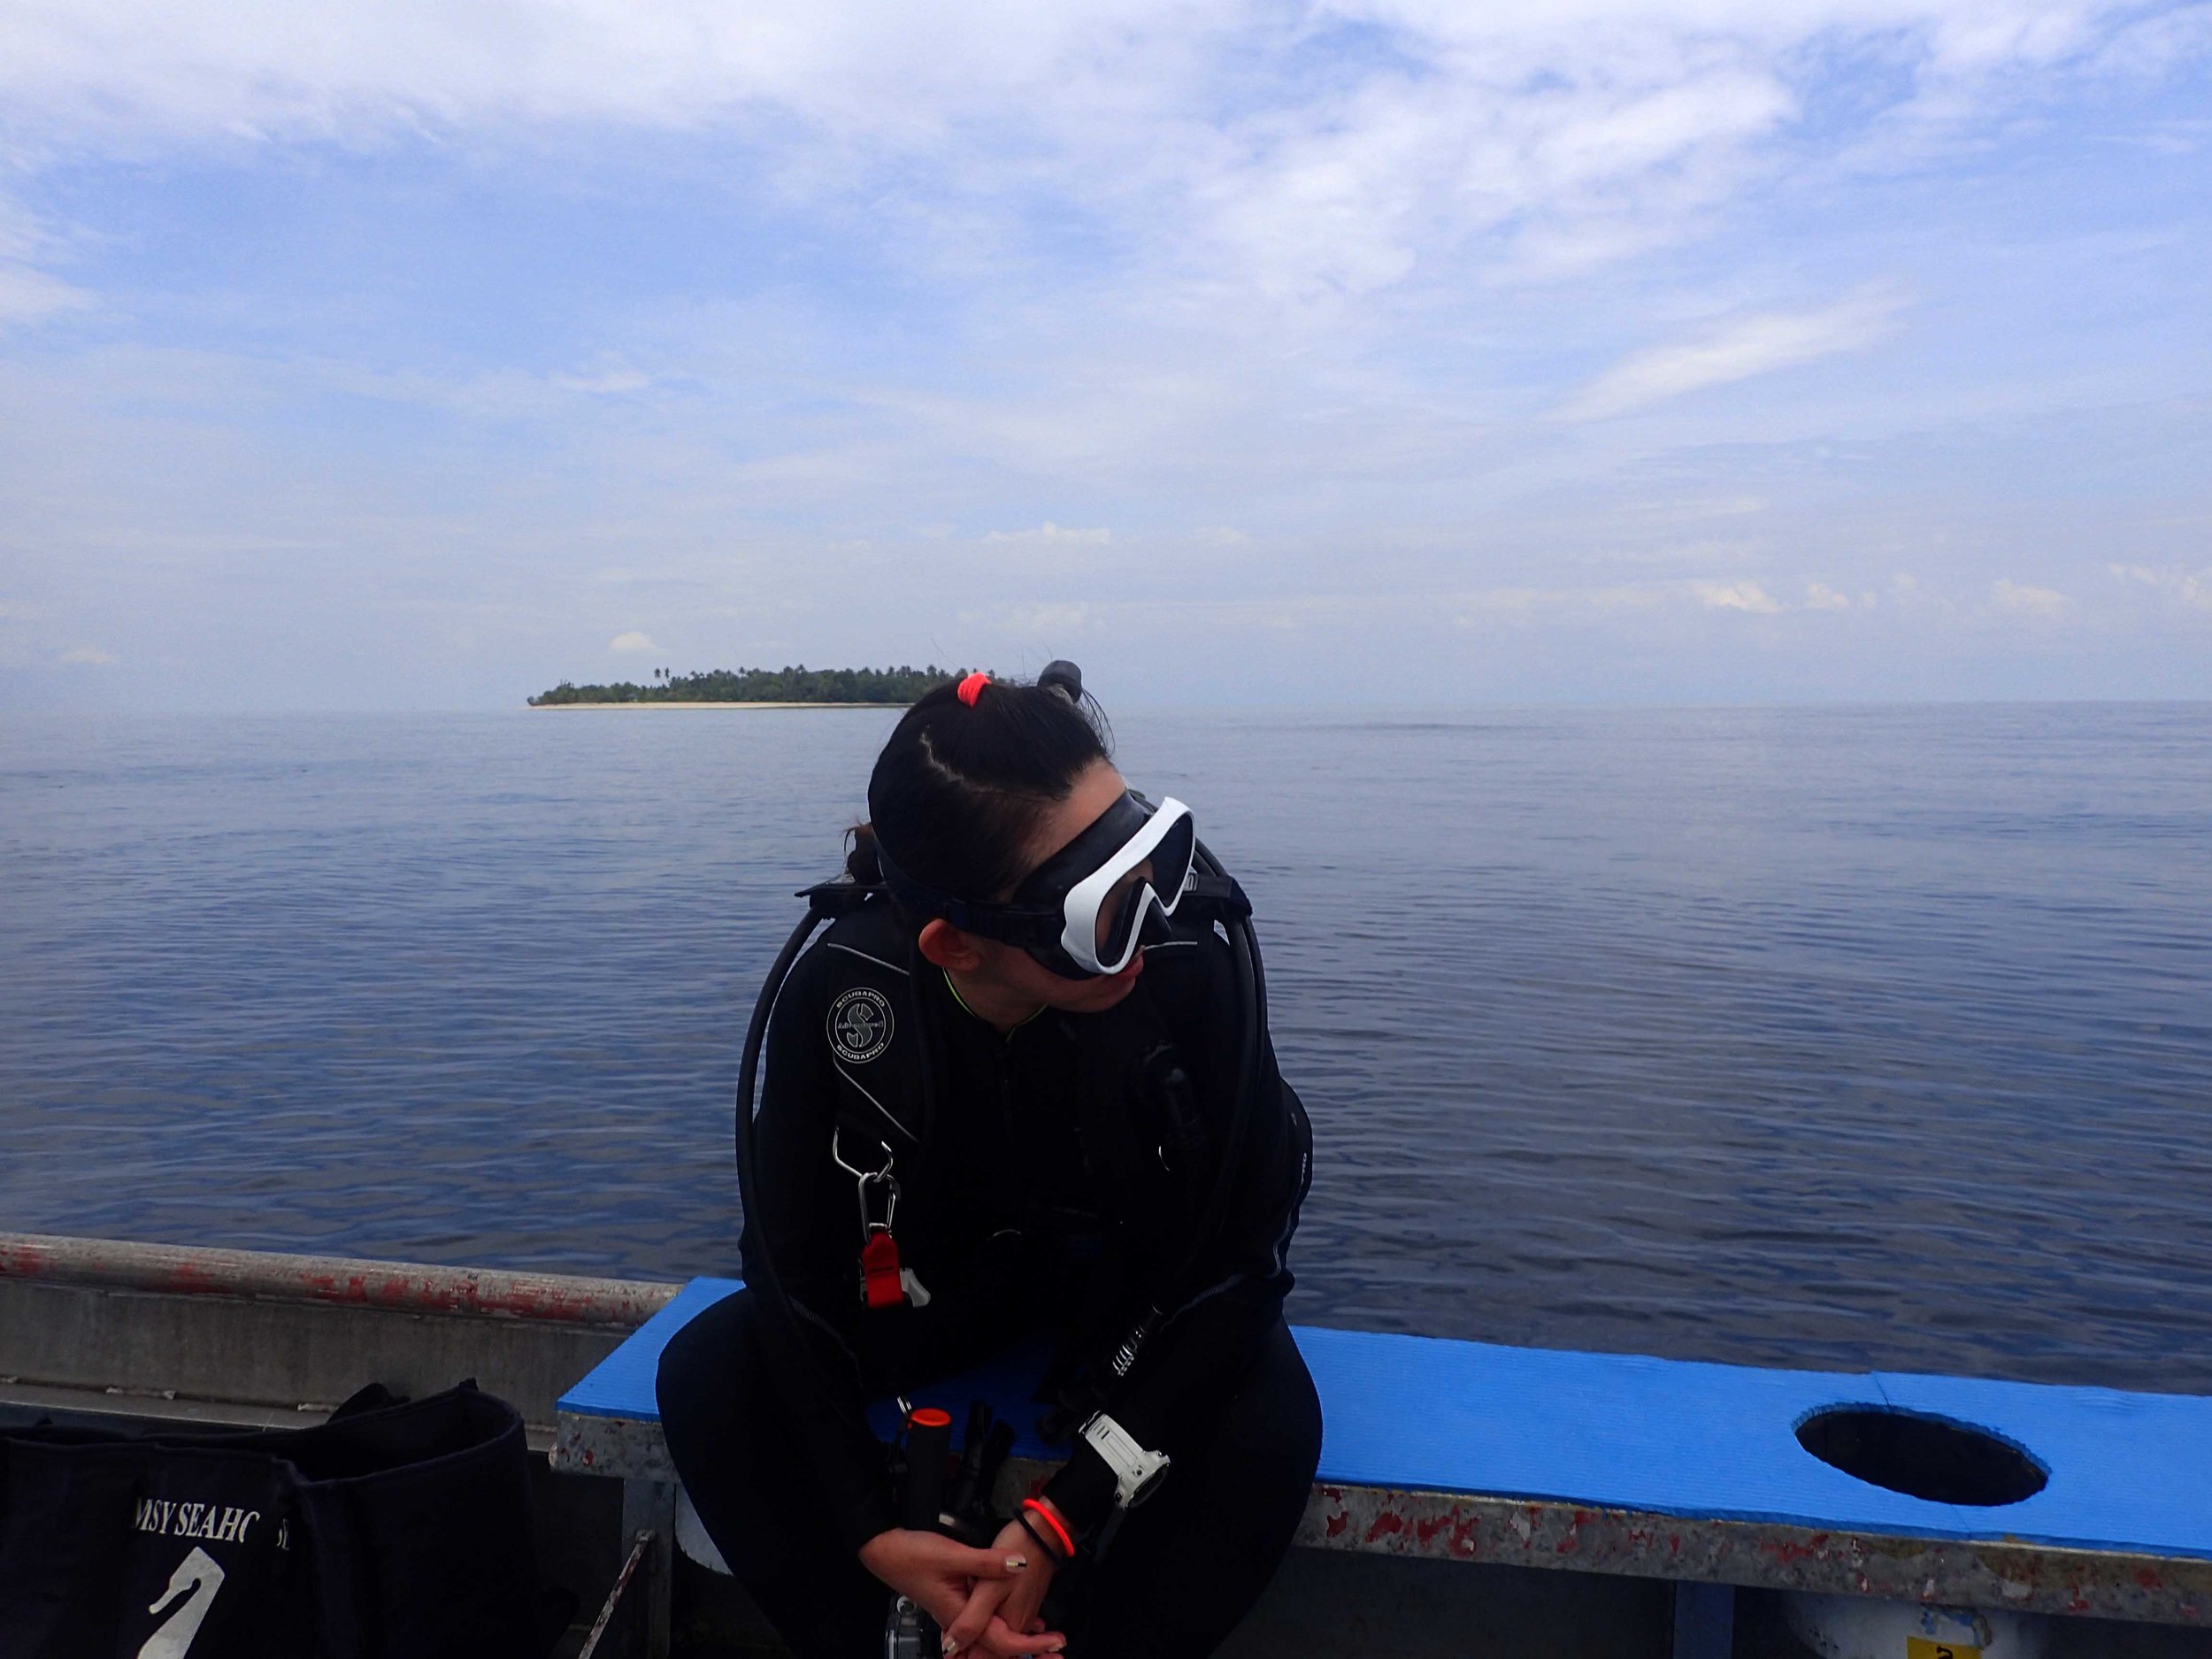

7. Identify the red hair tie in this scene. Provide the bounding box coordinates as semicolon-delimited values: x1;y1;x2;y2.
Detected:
1021;1497;1075;1560
956;672;990;707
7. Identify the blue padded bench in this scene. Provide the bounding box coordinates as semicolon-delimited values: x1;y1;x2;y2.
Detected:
555;1278;2212;1653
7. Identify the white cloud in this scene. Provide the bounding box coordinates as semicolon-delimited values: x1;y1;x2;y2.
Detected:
1452;582;1670;624
551;365;654;396
0;265;92;328
1694;580;1786;612
2093;3;2212;75
956;601;1095;634
1990;578;2070;618
0;201;92;330
1;3;2205;709
0;1;2168;308
980;523;1113;546
58;644;118;665
2110;562;2212;611
1558;291;1903;419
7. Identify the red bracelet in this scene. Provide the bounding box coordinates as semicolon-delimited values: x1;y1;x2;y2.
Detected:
1021;1498;1074;1560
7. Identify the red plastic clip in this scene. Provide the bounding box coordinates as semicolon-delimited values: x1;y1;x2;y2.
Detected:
860;1230;905;1310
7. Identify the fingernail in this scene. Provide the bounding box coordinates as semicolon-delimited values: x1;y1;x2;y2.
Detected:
940;1637;956;1655
1005;1553;1028;1571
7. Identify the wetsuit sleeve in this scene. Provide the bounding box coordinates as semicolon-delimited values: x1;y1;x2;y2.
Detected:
741;941;904;1555
1042;939;1314;1537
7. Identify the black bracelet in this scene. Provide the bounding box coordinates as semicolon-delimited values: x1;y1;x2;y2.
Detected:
1016;1510;1066;1563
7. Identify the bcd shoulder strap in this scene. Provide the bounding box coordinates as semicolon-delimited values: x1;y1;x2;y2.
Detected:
815;898;928;1156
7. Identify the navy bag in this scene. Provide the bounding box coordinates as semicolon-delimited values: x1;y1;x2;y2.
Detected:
0;1380;557;1659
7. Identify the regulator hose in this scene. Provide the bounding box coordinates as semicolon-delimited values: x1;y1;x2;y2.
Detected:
731;896;843;1378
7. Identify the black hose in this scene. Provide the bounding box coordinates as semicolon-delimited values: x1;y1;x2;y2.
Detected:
1162;838;1263;1303
732;902;837;1371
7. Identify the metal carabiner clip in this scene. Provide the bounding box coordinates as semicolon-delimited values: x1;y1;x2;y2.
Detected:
832;1126;899;1236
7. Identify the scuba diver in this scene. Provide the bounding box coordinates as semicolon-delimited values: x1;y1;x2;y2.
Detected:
656;664;1319;1658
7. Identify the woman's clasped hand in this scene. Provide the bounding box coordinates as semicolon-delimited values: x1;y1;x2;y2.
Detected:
856;1523;1067;1656
937;1516;1070;1658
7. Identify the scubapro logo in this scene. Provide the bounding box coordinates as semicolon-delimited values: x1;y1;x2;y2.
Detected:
827;987;895;1064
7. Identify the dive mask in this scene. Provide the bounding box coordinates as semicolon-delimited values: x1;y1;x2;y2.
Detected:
874;791;1198;979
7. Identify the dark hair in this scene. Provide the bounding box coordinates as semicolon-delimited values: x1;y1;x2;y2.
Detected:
847;672;1111;906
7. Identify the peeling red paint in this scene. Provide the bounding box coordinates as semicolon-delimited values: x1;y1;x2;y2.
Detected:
1760;1533;1836;1567
1;1232;673;1325
0;1240;51;1275
1365;1512;1405;1545
1325;1512;1347;1539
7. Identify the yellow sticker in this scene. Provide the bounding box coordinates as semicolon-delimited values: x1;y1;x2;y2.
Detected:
1905;1640;1982;1659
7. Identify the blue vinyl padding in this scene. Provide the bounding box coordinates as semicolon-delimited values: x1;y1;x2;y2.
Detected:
559;1276;2212;1560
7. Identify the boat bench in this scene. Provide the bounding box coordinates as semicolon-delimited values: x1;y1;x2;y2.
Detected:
554;1278;2212;1657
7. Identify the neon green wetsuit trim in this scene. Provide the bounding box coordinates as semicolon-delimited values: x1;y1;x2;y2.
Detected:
942;967;1045;1034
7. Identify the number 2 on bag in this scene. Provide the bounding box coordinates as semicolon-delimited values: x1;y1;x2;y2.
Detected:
138;1546;227;1659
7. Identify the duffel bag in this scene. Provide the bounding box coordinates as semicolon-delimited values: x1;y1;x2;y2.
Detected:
0;1379;560;1659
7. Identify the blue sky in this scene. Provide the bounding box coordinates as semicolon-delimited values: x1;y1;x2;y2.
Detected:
2;0;2208;709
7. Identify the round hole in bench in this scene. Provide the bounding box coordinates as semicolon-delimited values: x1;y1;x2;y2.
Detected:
1796;1406;2047;1506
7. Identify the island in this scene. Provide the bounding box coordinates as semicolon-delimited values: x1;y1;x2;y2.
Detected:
527;665;983;707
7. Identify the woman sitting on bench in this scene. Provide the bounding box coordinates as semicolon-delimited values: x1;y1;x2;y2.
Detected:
657;664;1319;1658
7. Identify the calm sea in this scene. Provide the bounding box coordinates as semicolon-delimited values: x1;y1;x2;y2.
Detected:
3;705;2208;1391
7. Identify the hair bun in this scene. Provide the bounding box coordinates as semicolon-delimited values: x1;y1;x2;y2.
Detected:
1038;660;1083;703
845;823;884;884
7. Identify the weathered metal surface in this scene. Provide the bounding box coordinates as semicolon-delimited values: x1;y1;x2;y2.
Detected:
576;1530;657;1659
0;1377;567;1456
0;1276;632;1432
555;1412;687;1481
1299;1485;2212;1625
621;1485;677;1659
0;1379;338;1434
0;1233;680;1433
0;1231;680;1327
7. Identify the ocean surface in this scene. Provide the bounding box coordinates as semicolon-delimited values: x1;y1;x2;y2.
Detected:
3;704;2208;1393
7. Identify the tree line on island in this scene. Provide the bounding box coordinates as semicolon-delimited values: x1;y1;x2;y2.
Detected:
528;664;987;706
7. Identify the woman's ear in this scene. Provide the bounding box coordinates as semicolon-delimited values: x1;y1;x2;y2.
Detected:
916;917;986;973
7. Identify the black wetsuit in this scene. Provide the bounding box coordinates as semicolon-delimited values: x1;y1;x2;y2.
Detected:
656;895;1319;1658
